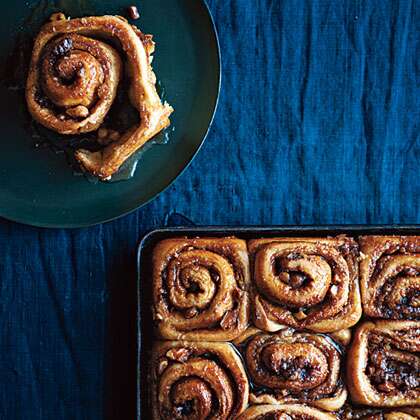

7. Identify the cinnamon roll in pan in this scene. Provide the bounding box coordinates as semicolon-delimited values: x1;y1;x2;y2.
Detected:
341;405;420;419
241;329;347;411
347;321;420;407
151;341;249;420
249;236;362;333
26;14;173;180
383;412;419;420
236;404;337;419
359;236;419;321
152;237;250;341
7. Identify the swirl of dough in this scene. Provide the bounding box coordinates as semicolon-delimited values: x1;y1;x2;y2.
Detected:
153;238;250;341
152;341;249;420
359;236;420;321
26;14;173;179
244;330;347;411
236;404;337;420
28;32;121;134
249;237;362;333
347;321;420;407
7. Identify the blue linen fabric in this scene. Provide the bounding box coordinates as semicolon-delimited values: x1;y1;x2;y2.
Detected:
0;1;419;419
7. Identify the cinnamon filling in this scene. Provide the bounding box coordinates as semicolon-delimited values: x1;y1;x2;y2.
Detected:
367;346;419;393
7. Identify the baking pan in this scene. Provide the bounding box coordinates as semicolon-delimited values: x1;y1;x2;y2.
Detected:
136;225;420;419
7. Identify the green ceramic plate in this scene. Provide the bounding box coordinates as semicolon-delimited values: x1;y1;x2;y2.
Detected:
0;0;220;228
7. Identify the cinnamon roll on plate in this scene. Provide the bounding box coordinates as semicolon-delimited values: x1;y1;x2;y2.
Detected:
26;13;173;180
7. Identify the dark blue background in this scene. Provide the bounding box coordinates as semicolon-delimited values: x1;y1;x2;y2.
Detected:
0;1;419;418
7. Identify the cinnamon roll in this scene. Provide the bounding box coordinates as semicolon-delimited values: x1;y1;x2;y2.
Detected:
151;341;249;420
236;404;337;419
359;236;419;321
242;330;346;411
26;13;173;179
384;412;419;420
249;237;362;333
153;237;250;341
347;321;420;407
341;405;420;420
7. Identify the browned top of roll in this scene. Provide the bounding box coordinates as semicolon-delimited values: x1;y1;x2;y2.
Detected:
359;235;420;321
152;237;250;341
249;236;361;333
151;341;249;420
347;320;420;407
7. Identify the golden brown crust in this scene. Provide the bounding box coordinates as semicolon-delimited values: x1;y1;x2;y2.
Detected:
26;14;173;179
243;330;347;411
153;237;250;341
249;236;362;333
401;408;420;418
341;405;420;419
359;236;420;321
384;412;419;420
347;321;420;407
236;404;337;419
151;341;249;420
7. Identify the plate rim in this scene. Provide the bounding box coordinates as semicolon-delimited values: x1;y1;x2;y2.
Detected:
1;0;221;229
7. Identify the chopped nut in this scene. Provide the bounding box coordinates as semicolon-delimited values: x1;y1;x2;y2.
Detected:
294;310;307;320
50;12;66;21
330;285;338;295
289;273;305;288
185;307;198;319
278;272;290;283
166;348;190;362
66;105;89;119
220;310;237;330
157;358;168;375
368;366;376;375
108;130;120;142
154;312;163;321
281;328;295;337
377;381;396;393
98;128;108;139
128;5;140;20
